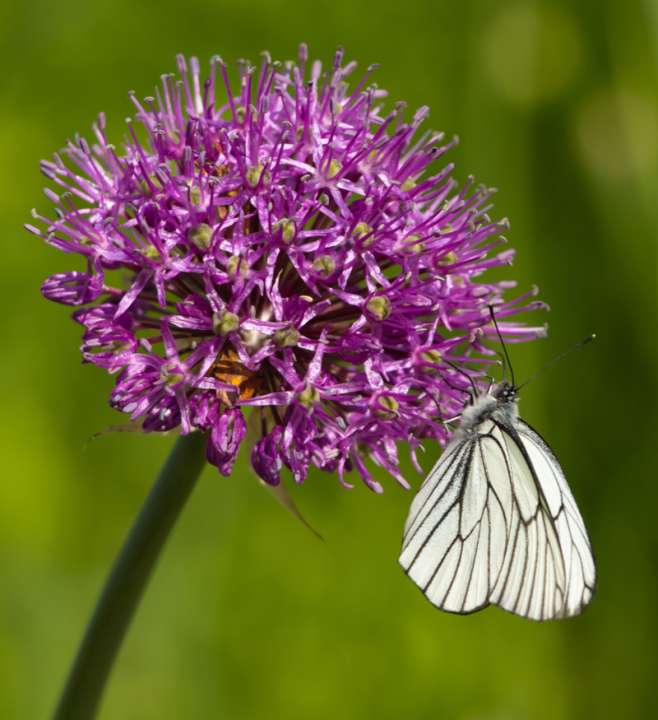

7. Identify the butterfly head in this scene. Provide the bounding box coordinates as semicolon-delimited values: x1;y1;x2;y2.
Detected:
493;381;517;405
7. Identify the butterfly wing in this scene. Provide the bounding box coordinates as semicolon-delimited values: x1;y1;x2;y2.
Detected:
399;418;596;620
491;418;596;618
399;420;510;614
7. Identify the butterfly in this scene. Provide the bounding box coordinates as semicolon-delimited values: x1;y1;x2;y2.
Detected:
399;326;596;621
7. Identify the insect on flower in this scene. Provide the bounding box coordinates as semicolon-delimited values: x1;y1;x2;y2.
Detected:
399;310;596;620
28;45;546;492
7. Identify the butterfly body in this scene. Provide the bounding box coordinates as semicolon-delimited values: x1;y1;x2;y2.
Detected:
454;382;517;440
400;381;596;621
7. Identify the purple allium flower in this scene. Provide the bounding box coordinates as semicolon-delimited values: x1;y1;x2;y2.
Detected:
28;46;546;491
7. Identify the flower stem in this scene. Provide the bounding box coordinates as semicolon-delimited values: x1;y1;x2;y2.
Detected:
53;432;207;720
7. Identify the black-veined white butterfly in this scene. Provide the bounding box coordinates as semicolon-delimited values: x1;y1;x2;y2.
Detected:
399;321;596;620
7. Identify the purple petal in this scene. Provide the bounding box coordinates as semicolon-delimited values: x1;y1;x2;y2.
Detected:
41;271;102;306
206;408;247;475
251;429;283;486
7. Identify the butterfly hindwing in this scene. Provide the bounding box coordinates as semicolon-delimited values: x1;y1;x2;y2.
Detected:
512;419;596;616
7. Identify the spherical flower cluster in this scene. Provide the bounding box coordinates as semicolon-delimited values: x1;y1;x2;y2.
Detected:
28;46;545;491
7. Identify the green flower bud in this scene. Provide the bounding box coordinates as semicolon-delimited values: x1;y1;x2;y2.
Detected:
420;349;442;364
376;395;399;418
327;159;342;179
366;295;391;321
189;185;202;206
353;222;372;239
246;163;268;187
140;244;161;260
188;223;213;249
438;251;457;266
213;311;240;335
227;255;249;277
312;255;336;277
276;218;296;244
160;365;184;386
299;384;320;408
273;327;300;348
400;233;423;254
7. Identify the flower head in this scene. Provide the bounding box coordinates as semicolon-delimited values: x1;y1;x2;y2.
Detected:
28;46;546;490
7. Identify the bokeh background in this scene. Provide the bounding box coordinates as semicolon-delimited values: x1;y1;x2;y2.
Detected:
1;1;657;718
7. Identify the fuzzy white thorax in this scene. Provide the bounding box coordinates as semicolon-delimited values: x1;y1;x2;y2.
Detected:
453;386;519;442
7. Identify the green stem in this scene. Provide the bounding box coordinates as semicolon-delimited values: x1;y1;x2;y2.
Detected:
53;432;207;720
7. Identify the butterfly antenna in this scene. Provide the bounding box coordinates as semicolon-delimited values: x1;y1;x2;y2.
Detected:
517;334;596;391
488;305;515;387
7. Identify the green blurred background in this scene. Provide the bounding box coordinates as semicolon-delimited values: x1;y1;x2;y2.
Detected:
1;1;657;718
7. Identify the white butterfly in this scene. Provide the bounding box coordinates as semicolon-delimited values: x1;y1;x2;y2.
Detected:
399;378;596;620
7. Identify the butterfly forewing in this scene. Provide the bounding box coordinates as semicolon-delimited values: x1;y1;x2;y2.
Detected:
402;439;469;542
399;406;596;620
400;440;470;593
